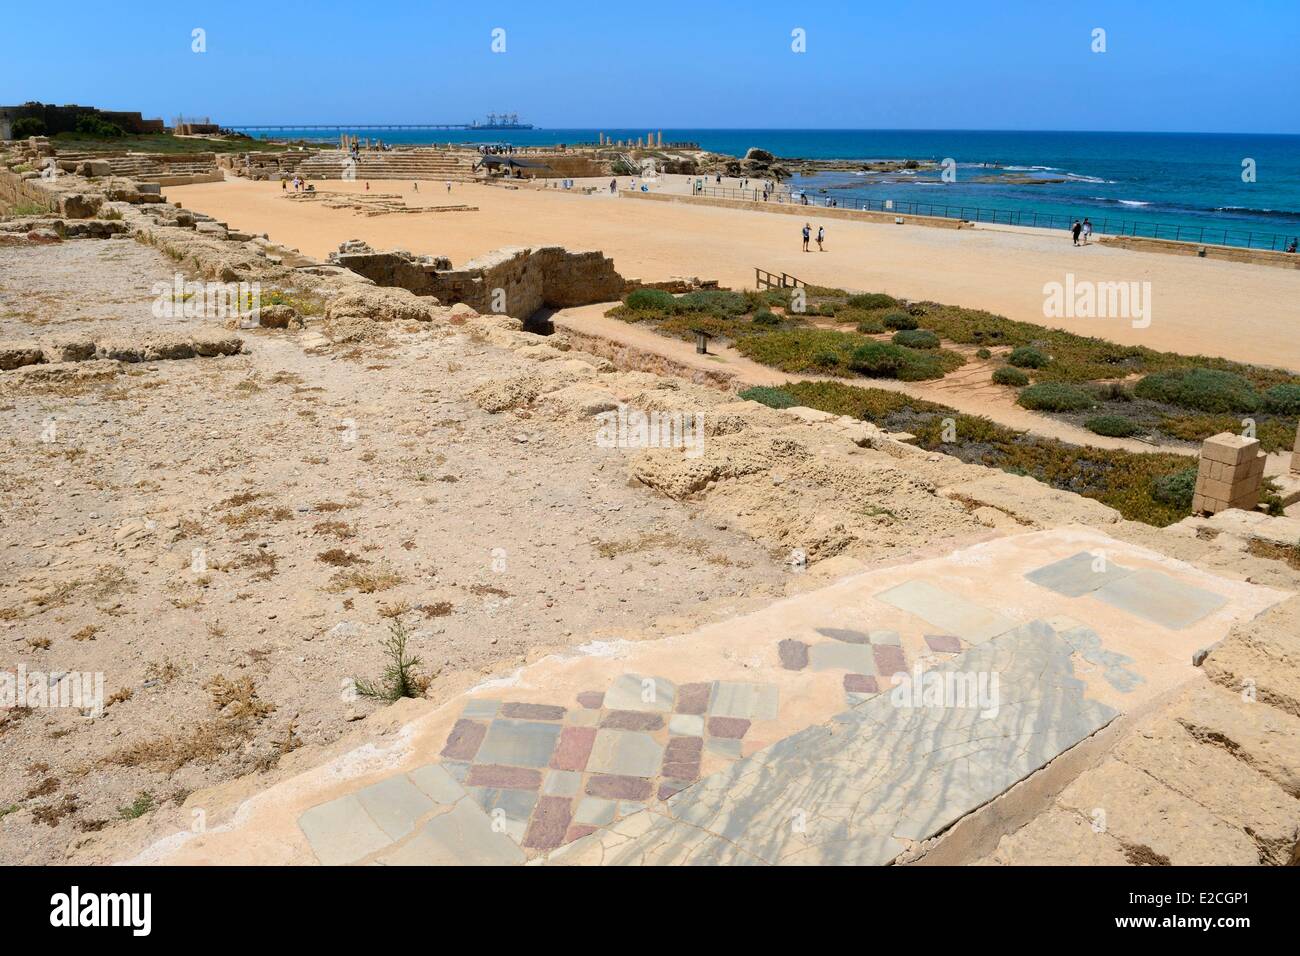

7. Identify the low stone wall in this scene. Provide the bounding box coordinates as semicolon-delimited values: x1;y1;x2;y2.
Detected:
622;190;969;231
1099;234;1300;270
0;169;59;215
153;172;225;187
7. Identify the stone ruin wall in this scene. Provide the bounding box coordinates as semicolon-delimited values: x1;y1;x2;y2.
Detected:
332;244;631;319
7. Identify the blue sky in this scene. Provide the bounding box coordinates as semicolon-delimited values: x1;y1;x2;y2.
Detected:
3;1;1297;132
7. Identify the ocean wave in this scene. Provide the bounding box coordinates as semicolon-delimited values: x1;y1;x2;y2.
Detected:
1214;206;1300;220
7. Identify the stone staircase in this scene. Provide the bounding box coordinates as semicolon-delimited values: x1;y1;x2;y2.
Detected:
295;148;479;182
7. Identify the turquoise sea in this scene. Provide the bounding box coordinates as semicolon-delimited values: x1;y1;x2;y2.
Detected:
237;128;1300;250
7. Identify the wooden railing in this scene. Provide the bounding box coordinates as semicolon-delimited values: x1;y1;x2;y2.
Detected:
755;267;807;290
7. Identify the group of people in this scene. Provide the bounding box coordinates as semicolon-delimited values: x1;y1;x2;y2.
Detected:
283;176;313;192
801;222;826;252
1070;218;1094;245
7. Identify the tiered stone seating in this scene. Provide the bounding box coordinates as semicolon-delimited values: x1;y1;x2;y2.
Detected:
295;148;479;181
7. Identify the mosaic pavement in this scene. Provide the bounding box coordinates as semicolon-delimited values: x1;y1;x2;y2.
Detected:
124;529;1290;865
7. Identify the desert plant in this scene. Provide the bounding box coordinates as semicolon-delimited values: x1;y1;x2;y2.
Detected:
1085;414;1143;438
847;292;897;310
892;329;940;350
1134;367;1261;413
1008;346;1049;368
1152;466;1197;509
118;791;155;820
882;311;917;331
992;366;1029;387
853;316;885;334
848;342;906;376
624;288;678;312
678;289;749;316
752;310;781;327
354;620;426;701
976;347;992;359
1017;382;1095;412
1263;382;1300;415
739;385;797;409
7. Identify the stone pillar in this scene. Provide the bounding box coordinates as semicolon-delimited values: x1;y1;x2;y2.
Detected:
657;131;663;147
1193;432;1265;514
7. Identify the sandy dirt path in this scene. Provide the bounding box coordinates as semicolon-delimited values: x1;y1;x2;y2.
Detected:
169;177;1300;372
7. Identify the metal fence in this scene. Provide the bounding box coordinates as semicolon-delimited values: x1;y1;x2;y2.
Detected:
694;186;1297;252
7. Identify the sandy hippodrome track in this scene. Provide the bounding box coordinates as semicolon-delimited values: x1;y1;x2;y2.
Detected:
169;175;1300;372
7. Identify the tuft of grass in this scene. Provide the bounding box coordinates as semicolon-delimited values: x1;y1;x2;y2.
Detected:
327;563;403;594
353;620;429;701
118;792;155;820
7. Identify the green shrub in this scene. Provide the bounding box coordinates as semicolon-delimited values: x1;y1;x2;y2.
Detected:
847;292;897;310
992;366;1029;387
752;310;781;327
882;311;917;331
976;348;991;359
1134;367;1261;413
11;116;45;139
892;329;939;350
848;342;905;376
738;386;797;409
854;317;884;334
1017;382;1095;412
896;352;952;381
1085;415;1142;438
74;113;125;138
624;288;678;312
780;379;947;421
1152;466;1197;509
678;289;749;316
1008;346;1049;369
812;349;841;369
1263;382;1300;415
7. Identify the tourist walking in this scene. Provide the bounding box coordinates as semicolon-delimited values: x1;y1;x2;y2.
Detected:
446;180;451;193
1082;218;1093;243
1286;238;1297;254
610;178;617;194
802;223;811;252
816;225;825;251
1071;219;1082;246
413;182;418;192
